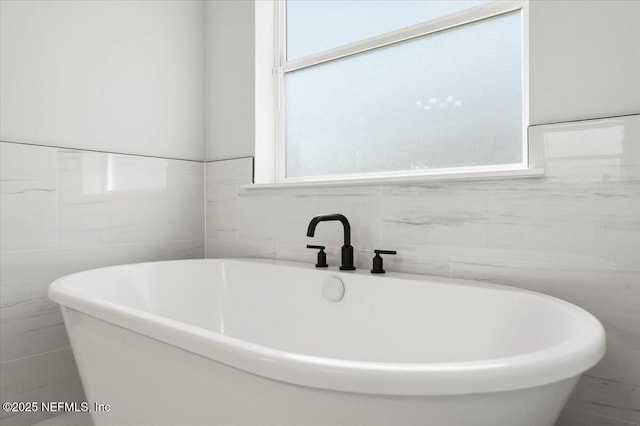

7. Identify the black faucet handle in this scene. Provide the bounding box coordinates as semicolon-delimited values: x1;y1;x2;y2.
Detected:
306;245;328;268
371;249;396;274
374;249;397;255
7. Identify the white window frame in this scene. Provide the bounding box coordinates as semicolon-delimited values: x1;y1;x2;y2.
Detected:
253;0;538;187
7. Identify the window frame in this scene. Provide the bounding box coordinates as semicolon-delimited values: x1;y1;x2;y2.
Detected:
255;0;532;186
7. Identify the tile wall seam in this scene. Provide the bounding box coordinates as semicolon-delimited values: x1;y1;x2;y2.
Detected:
205;156;255;163
0;140;206;164
568;398;640;419
54;148;60;251
204;162;208;258
449;258;640;274
234;161;240;243
562;407;639;426
529;111;639;128
582;374;639;386
0;345;72;366
0;239;208;255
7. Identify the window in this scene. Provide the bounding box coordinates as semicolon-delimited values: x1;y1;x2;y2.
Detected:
255;0;529;185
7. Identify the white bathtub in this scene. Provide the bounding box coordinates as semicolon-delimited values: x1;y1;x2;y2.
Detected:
49;259;605;426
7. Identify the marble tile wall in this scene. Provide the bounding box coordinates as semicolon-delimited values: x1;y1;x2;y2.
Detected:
0;142;205;426
205;115;640;426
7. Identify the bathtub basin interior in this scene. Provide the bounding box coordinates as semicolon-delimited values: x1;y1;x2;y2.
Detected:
52;259;579;360
50;259;605;394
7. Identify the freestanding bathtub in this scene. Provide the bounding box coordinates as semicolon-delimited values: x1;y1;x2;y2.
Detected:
49;259;605;426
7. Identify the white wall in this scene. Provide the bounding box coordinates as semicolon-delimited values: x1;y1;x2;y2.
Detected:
0;0;205;160
6;0;633;160
529;0;640;124
205;0;254;161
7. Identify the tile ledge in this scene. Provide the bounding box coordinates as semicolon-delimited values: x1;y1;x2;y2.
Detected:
242;168;546;190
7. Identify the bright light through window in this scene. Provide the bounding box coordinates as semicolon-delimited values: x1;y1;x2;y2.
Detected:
280;1;525;181
286;0;490;60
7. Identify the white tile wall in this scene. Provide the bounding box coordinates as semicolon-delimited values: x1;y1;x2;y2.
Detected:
0;142;204;426
0;348;85;426
31;412;92;426
205;115;640;426
1;115;636;426
0;144;57;252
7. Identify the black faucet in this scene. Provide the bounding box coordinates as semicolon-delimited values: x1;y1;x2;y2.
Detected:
306;214;356;271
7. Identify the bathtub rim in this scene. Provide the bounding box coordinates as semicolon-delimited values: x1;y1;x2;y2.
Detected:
49;258;606;397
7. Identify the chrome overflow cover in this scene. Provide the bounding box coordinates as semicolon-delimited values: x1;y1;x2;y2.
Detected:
322;276;345;302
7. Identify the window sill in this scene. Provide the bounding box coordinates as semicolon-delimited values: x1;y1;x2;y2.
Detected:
242;167;545;190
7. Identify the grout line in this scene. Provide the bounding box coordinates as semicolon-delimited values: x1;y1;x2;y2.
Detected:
0;346;72;366
562;406;639;426
206;155;255;164
1;140;255;167
55;147;60;252
0;140;204;163
0;239;207;256
204;162;208;259
529;112;639;128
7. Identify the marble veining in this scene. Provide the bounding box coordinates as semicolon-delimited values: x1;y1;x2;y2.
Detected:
205;114;640;426
0;143;57;252
569;374;640;423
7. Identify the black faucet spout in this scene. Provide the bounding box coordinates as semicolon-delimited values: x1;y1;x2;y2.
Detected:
307;214;351;245
307;214;355;271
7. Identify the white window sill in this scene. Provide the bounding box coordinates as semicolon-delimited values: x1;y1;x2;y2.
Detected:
242;167;545;190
